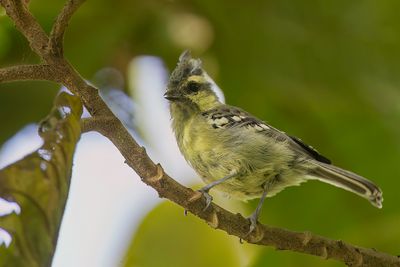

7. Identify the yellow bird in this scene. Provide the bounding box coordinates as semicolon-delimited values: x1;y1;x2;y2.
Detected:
165;51;382;233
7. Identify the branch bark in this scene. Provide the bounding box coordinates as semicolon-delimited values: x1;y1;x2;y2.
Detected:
81;116;115;133
0;65;60;83
1;1;399;266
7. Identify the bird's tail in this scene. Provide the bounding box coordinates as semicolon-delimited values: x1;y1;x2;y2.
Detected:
308;161;383;208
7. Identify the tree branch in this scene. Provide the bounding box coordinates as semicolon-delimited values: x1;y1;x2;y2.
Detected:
1;1;399;266
0;65;60;83
49;0;86;57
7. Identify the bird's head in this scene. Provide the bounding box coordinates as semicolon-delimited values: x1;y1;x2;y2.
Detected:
165;51;221;112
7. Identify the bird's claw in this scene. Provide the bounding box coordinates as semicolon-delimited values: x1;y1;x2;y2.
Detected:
199;189;213;211
246;213;258;237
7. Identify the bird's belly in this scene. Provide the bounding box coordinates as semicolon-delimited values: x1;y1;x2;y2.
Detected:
215;171;273;200
184;139;277;200
214;169;309;201
189;149;309;201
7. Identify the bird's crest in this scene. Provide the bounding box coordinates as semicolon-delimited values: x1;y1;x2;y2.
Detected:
168;50;203;89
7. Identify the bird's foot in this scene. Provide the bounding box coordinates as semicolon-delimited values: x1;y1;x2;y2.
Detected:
246;211;259;237
198;188;213;211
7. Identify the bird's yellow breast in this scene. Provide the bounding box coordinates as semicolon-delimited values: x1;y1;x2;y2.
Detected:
178;116;229;178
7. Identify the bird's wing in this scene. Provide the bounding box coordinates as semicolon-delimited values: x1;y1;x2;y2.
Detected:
201;105;331;164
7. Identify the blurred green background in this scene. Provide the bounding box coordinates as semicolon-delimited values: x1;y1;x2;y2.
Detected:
1;0;400;266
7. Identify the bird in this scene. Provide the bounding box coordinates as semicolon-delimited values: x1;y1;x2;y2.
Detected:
164;50;383;234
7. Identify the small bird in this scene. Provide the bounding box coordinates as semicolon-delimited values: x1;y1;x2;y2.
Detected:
164;51;383;233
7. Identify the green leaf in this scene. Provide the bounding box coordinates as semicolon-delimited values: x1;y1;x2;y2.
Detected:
0;92;82;267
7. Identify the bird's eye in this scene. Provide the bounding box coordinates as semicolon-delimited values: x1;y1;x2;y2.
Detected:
186;81;201;93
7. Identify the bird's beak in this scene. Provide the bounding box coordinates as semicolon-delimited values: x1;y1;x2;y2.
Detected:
164;90;182;101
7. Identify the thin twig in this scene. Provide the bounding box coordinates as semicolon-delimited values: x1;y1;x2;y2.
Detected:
0;65;60;83
49;0;86;57
1;0;399;266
